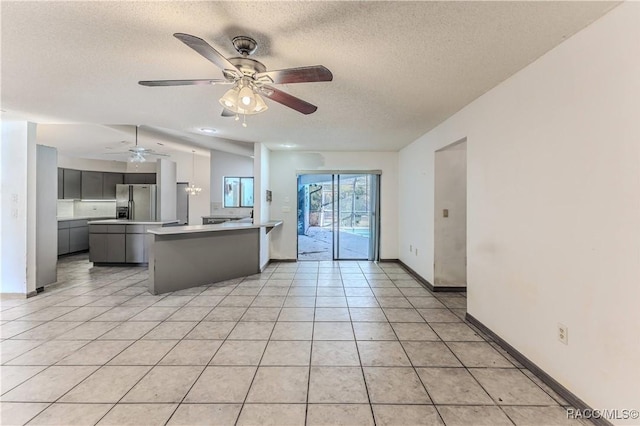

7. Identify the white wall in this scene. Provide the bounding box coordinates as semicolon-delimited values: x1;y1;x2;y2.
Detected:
398;3;639;421
171;150;210;225
57;154;156;173
269;151;398;260
434;141;467;287
157;159;177;221
210;149;253;217
1;121;37;295
254;143;271;269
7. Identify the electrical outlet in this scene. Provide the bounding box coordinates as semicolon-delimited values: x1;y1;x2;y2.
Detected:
415;248;418;256
558;323;568;345
410;244;413;252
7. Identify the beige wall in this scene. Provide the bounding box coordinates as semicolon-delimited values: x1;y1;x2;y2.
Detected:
434;140;467;287
269;151;398;260
210;149;253;217
398;3;640;420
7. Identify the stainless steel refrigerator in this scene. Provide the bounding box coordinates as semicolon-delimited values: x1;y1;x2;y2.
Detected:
116;184;157;221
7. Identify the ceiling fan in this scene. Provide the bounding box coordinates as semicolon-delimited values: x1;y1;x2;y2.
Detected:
105;126;169;163
139;33;333;117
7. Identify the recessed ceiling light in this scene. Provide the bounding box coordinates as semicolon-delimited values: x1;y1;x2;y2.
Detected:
281;143;296;149
199;127;216;134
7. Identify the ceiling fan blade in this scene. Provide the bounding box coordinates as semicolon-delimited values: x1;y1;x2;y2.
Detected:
221;108;236;117
260;86;317;115
174;33;241;77
256;66;333;84
139;79;231;87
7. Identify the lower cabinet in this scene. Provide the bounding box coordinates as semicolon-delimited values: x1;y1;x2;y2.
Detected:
58;220;89;256
106;234;126;263
90;224;159;264
89;233;107;263
125;234;145;263
69;226;89;252
58;228;70;255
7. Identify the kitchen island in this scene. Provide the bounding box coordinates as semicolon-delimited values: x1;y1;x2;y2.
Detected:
88;219;179;265
147;221;282;295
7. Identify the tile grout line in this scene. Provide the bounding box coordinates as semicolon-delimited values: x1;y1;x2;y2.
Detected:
350;262;380;425
365;264;445;425
86;277;235;425
231;266;286;426
163;273;274;426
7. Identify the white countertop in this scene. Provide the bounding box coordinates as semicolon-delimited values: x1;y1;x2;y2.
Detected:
148;220;283;236
202;215;251;219
58;216;114;222
88;219;180;225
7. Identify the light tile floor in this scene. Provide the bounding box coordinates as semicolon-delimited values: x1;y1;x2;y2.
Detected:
0;254;588;425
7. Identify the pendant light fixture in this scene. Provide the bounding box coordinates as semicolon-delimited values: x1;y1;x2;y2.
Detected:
185;150;202;196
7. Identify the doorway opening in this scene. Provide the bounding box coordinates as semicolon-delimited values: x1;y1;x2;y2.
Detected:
297;173;380;261
434;139;467;289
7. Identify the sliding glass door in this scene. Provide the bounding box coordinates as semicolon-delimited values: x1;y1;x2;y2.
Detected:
297;172;380;261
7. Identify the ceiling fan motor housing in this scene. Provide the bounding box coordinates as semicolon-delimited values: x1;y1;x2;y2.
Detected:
232;36;258;56
224;57;267;81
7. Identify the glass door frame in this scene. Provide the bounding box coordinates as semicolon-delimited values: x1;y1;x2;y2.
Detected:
297;170;381;262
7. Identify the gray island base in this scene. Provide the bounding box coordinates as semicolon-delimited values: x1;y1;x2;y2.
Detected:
147;221;282;295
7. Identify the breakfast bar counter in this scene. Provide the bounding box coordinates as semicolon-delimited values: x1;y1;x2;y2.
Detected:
147;221;282;295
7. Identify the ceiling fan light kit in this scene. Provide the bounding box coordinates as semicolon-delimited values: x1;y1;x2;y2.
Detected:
129;151;146;163
139;32;333;126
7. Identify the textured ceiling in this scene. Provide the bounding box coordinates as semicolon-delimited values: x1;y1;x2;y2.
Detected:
1;1;617;157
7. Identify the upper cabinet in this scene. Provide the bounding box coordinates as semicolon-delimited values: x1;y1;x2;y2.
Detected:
58;168;64;199
81;171;103;199
102;173;124;199
58;169;150;200
62;169;82;199
124;173;156;184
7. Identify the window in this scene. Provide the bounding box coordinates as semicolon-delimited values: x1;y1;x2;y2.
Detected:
224;177;254;208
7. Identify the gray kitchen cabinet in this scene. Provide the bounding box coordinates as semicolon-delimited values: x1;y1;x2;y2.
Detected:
89;232;107;263
125;233;145;263
59;220;90;256
69;226;89;252
81;171;104;199
58;168;64;199
125;173;156;184
103;173;124;199
58;228;70;255
106;234;126;263
63;169;82;199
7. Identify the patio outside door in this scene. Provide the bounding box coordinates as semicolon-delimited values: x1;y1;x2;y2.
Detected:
297;172;380;261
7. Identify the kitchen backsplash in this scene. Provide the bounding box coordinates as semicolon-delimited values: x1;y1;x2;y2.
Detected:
57;200;74;217
209;202;253;217
57;200;116;218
